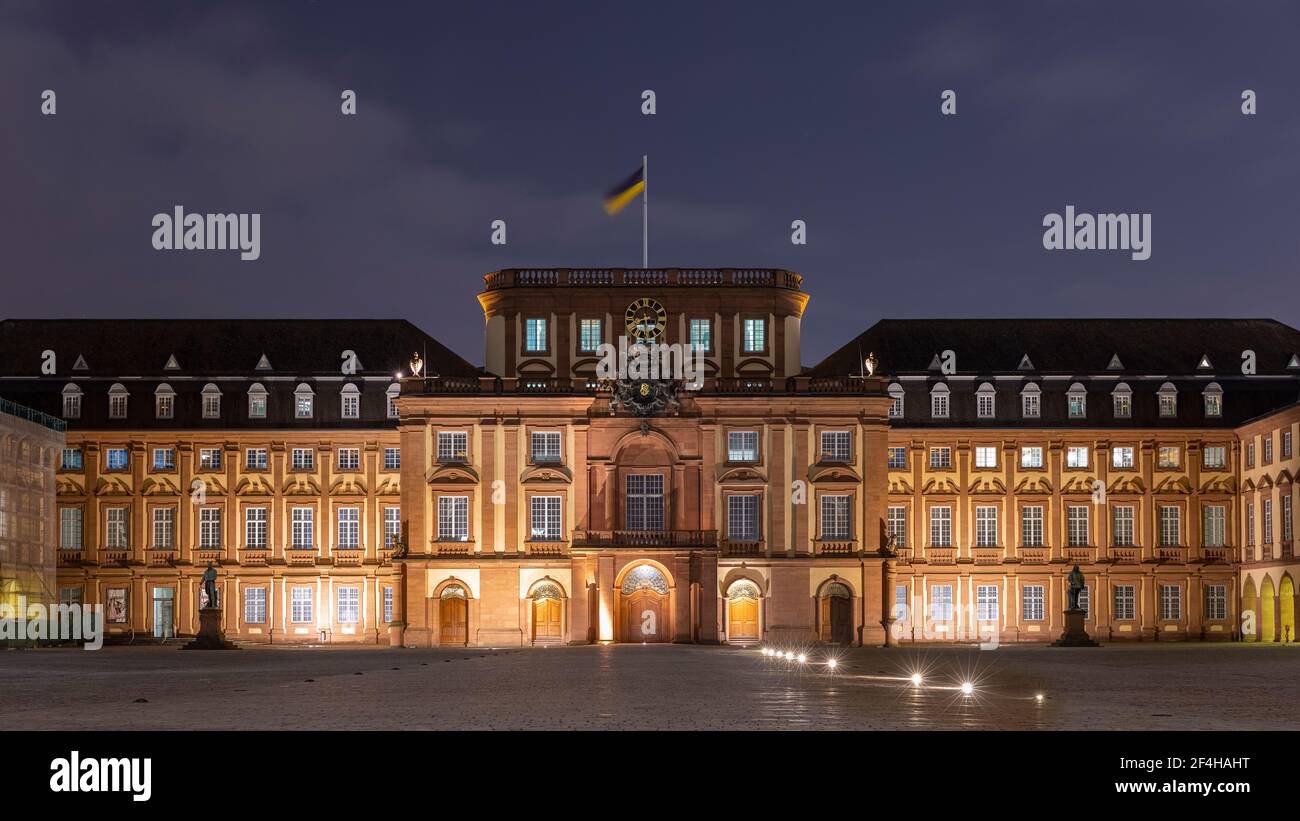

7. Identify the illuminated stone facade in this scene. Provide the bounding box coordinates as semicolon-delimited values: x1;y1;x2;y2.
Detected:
0;399;64;621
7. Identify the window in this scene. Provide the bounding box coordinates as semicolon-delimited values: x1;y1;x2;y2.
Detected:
1078;585;1091;619
1112;446;1134;469
337;508;359;548
1020;446;1043;468
1263;498;1273;544
1246;442;1255;467
152;448;175;471
248;384;268;419
245;508;267;548
1066;446;1089;468
1112;384;1131;418
1067;384;1086;418
106;508;127;549
741;318;766;352
1284;430;1293;459
383;447;401;470
1022;585;1045;621
1203;446;1226;469
929;447;952;469
198;448;222;470
61;448;82;470
292;448;314;471
887;384;904;418
976;384;995;418
60;507;83;549
341;384;360;419
291;508;314;549
974;446;997;469
929;506;952;547
1067;505;1089;546
821;431;851;462
930;385;949;419
930;584;953;621
1112;506;1135;546
201;384;221;419
384;507;401;548
626;474;665;530
728;494;760;542
152;507;174;548
1263;436;1274;463
383;587;394;623
437;431;468;462
1021;506;1044;547
1021;385;1040;418
821;495;851;540
155;385;174;419
337;587;359;624
723;431;758;463
1205;584;1227;621
1284;495;1294;544
1203;386;1222;418
290;588;313;624
108;384;129;419
894;585;909;621
1157;447;1180;469
1247;502;1255;547
524;317;549;352
246;448;268;470
1203;505;1226;547
438;496;469;541
294;385;314;419
887;506;907;548
689;318;711;352
105;448;129;471
1158;506;1181;546
1114;585;1136;620
199;508;221;548
1158;384;1177;418
62;386;82;419
976;585;999;621
1159;585;1181;620
579;318;603;353
386;383;400;420
975;506;998;547
337;448;360;470
887;447;907;469
530;496;562;540
244;588;267;624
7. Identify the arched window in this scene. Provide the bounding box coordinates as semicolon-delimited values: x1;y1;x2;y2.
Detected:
61;384;82;419
247;383;268;419
728;580;760;601
532;582;562;601
293;383;314;419
386;382;401;420
1067;382;1087;419
823;581;852;598
1202;382;1223;418
929;383;950;419
1020;383;1041;419
340;383;360;420
976;382;996;418
440;584;467;600
620;565;669;595
1158;382;1178;418
201;383;222;420
154;383;175;419
1112;382;1132;418
108;383;129;419
887;383;904;418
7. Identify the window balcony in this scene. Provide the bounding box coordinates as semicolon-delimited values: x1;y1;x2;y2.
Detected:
434;541;472;556
523;541;568;557
1065;547;1097;564
195;548;222;563
238;547;271;566
1108;546;1140;563
722;540;764;557
814;539;857;556
100;549;128;566
1157;546;1185;562
333;547;363;566
286;548;318;566
1200;546;1231;563
1018;547;1048;564
572;530;717;549
925;547;956;565
57;550;84;567
145;548;177;566
973;547;1003;565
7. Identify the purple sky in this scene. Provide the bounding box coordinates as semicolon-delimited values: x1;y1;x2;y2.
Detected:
2;0;1298;367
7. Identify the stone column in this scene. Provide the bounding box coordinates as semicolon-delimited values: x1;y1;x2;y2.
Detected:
881;558;898;647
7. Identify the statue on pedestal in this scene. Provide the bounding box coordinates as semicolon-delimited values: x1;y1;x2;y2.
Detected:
1066;565;1085;611
201;561;220;609
1053;564;1100;647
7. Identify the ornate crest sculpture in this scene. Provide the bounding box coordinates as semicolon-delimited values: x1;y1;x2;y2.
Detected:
609;378;680;416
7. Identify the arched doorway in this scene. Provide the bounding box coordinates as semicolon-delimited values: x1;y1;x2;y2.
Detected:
819;581;853;645
439;584;468;646
1281;575;1296;643
1260;577;1277;643
1242;578;1258;642
620;564;671;643
531;582;564;644
727;580;760;643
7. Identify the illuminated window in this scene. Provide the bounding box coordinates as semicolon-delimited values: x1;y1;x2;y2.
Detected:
1159;585;1181;620
1112;506;1134;546
579;318;603;352
337;587;360;624
290;587;313;623
1021;506;1044;546
530;496;562;540
728;494;760;541
1022;585;1044;621
340;384;360;419
438;496;469;541
820;495;851;540
524;318;548;352
1114;585;1135;620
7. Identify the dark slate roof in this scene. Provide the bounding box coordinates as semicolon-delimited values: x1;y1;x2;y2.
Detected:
808;318;1300;377
0;319;477;378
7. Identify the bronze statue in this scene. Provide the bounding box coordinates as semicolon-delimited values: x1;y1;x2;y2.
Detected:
1066;564;1085;610
201;561;220;609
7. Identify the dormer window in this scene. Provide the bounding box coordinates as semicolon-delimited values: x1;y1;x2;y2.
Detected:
1203;382;1223;418
1021;383;1041;419
386;382;401;419
1158;382;1178;418
887;383;904;418
201;383;221;420
1067;383;1086;419
108;383;129;419
340;383;360;420
294;383;315;419
930;384;949;419
247;383;268;419
1112;383;1132;418
61;384;83;419
154;384;175;419
976;383;996;419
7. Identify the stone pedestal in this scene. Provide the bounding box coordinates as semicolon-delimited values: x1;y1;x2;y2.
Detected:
183;607;238;650
1051;607;1100;647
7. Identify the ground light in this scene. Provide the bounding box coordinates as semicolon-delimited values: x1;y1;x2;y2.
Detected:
960;681;974;696
910;673;923;686
825;658;838;670
784;651;794;661
797;653;807;664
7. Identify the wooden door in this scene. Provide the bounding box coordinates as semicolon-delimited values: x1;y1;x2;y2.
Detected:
622;590;668;642
828;596;852;645
729;596;759;641
532;598;562;642
440;596;468;645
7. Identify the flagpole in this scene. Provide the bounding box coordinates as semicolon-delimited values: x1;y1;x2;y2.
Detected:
642;154;648;268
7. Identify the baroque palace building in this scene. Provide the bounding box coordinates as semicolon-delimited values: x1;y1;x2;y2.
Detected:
1;270;1298;646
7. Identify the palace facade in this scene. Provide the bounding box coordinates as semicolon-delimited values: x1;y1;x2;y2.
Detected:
2;271;1298;646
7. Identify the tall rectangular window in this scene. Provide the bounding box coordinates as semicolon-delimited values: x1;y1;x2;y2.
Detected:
109;391;128;419
1022;585;1045;621
248;389;267;419
1247;502;1255;547
1284;495;1294;544
1203;505;1226;547
1158;506;1181;547
1159;392;1177;418
105;508;127;549
60;507;83;549
820;431;851;462
295;393;314;419
689;318;711;352
156;392;174;419
199;508;221;549
728;494;760;542
1021;506;1044;547
930;584;953;621
578;318;602;352
1114;585;1136;620
341;391;360;419
1067;505;1089;546
524;318;548;352
929;506;952;547
728;431;759;462
1264;437;1274;463
337;587;360;624
1204;392;1222;418
1113;392;1131;418
383;447;401;470
930;391;949;419
202;392;221;419
741;318;765;352
384;507;401;548
152;507;174;548
528;431;560;463
977;391;995;418
887;506;907;548
1112;506;1134;546
437;432;468;462
438;496;469;541
291;508;314;549
820;495;851;540
290;588;313;624
1204;584;1227;621
337;507;360;548
976;585;999;622
626;474;665;531
244;588;267;624
1263;498;1273;544
1160;585;1181;620
1078;585;1091;619
894;585;909;621
530;496;563;540
1284;430;1294;459
245;507;267;548
383;587;394;623
975;506;998;547
1021;391;1040;418
1068;393;1086;418
63;392;82;419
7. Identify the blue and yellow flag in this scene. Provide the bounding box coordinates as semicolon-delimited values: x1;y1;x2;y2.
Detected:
603;164;645;215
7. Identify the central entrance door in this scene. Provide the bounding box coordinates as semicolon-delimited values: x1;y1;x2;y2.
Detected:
820;582;853;645
439;585;468;646
151;587;174;638
531;582;563;643
727;581;760;643
620;564;670;643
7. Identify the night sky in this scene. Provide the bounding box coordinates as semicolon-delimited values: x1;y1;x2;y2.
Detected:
3;0;1298;368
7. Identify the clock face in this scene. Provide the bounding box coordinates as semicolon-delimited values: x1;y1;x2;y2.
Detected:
625;297;667;341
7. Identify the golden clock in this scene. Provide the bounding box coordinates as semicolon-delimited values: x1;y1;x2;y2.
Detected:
625;297;667;341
